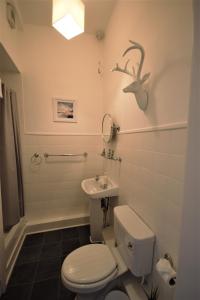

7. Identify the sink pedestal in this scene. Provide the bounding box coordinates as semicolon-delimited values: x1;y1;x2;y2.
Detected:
81;175;119;243
89;199;104;243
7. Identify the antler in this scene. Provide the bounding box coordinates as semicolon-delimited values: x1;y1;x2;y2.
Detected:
112;59;134;77
123;40;145;80
111;40;150;111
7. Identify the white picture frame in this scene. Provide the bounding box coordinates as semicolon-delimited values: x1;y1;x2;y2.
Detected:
53;98;77;123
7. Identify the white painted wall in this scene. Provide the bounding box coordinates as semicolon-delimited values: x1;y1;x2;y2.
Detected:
17;24;104;223
175;2;200;298
19;24;103;135
102;1;193;299
103;0;192;130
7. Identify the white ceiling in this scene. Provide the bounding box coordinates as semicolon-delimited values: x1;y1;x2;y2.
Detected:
17;0;116;35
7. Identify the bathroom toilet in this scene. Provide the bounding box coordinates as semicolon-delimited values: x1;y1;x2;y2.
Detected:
61;244;118;295
61;205;155;300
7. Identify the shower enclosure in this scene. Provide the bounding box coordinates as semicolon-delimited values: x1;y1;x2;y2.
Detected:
0;43;25;293
0;83;24;232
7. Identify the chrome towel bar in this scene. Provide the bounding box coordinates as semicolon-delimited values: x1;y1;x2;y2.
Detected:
44;152;88;158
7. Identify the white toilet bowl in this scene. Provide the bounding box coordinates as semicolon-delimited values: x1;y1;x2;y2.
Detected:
61;244;118;297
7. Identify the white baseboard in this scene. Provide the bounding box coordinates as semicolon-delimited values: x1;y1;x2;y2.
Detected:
25;214;90;234
5;222;27;286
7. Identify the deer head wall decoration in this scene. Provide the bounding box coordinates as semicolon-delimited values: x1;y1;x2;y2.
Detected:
112;40;150;111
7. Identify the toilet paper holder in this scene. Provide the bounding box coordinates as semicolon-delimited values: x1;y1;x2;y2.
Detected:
156;253;176;287
164;254;176;286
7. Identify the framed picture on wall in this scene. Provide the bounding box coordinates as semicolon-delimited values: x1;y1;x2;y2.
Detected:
53;98;77;123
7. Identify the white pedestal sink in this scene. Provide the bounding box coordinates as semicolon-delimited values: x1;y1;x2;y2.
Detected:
81;176;119;242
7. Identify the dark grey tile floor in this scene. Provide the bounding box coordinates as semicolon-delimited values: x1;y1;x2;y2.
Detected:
1;225;90;300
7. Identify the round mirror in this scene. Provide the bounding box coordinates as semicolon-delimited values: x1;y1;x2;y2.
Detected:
102;113;119;143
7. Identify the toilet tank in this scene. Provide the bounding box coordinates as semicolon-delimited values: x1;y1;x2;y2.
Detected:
114;205;155;277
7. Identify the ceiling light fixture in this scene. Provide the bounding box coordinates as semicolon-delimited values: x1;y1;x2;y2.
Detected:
52;0;85;40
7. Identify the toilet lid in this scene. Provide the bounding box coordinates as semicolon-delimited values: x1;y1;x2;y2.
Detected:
62;244;117;284
105;290;129;300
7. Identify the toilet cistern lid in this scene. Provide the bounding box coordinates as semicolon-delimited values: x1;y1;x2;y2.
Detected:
62;244;117;284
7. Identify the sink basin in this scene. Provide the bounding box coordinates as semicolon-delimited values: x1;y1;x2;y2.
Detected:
81;175;119;199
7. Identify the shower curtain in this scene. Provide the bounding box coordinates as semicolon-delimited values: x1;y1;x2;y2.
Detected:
0;83;24;232
175;1;200;299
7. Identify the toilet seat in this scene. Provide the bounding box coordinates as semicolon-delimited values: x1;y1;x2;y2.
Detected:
61;268;118;294
61;244;118;293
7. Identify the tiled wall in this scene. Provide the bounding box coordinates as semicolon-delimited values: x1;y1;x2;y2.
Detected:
22;134;103;223
104;127;187;299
